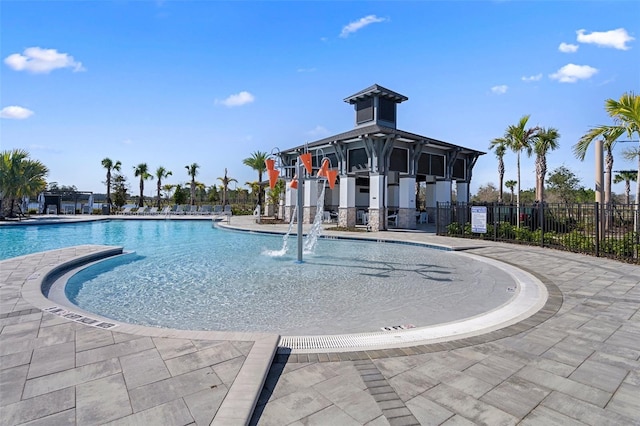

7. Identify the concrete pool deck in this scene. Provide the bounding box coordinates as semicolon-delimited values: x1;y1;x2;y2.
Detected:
1;214;639;425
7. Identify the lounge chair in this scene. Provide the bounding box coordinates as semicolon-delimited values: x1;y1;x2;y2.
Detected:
176;205;188;215
187;205;199;215
136;207;149;215
47;205;58;215
388;213;398;227
222;205;232;216
119;205;138;215
213;205;223;215
418;211;428;224
160;206;172;215
199;205;213;215
147;207;159;215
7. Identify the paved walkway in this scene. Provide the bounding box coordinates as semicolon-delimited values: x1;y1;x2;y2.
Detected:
1;215;639;425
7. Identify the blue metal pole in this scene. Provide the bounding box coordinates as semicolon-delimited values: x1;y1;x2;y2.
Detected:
296;161;304;263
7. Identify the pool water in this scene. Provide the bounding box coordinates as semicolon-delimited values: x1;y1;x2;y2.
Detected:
2;220;516;335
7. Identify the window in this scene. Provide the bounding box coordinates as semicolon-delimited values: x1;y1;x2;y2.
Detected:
452;158;466;180
378;97;396;123
431;154;445;177
348;148;368;172
389;148;408;172
356;99;374;124
418;153;430;175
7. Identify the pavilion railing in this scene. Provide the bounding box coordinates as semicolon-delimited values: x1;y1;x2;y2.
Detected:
436;202;640;264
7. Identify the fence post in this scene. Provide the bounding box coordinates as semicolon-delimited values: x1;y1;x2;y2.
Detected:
594;202;600;257
436;202;440;235
540;203;545;248
493;203;498;241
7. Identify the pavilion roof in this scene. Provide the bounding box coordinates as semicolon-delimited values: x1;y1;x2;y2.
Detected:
283;124;485;156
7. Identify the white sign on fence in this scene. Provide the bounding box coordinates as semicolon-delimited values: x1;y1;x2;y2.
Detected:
471;206;487;233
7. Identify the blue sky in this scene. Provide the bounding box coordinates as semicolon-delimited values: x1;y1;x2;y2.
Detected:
2;1;639;198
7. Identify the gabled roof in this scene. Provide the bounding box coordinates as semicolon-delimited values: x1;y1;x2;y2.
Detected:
343;84;408;104
284;124;485;156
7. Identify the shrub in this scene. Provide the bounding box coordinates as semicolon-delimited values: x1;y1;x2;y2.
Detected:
561;231;595;253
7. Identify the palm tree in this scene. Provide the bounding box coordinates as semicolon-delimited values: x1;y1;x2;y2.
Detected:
217;168;237;205
532;127;560;203
608;93;640;210
503;115;538;226
489;138;507;203
0;149;49;217
185;163;199;205
162;183;175;205
133;163;153;207
155;166;172;208
575;93;640;224
245;181;261;205
101;157;121;210
573;126;624;212
505;180;517;203
242;151;268;208
613;170;638;205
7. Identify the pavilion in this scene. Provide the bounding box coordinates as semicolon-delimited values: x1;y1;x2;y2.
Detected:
276;84;484;231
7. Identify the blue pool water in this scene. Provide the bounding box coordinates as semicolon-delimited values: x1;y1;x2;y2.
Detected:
1;220;516;335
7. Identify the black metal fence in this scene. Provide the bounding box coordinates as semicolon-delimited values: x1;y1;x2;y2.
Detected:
436;202;640;264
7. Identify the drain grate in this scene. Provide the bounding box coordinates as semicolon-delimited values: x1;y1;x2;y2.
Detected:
44;306;118;329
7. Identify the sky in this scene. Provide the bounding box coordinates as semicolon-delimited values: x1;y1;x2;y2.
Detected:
2;1;639;199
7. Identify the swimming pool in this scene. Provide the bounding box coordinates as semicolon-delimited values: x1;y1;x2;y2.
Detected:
2;220;519;335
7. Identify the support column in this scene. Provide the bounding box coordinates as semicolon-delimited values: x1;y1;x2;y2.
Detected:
338;176;356;228
303;179;319;223
284;183;296;222
435;180;452;204
425;182;436;224
456;182;469;203
368;174;385;231
398;176;417;229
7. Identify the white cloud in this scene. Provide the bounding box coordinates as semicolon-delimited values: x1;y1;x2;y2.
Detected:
558;42;579;53
549;63;598;83
490;85;508;95
307;125;330;138
122;139;133;145
29;144;61;153
0;105;34;119
297;67;316;73
4;47;85;74
521;74;542;82
340;15;387;38
216;91;255;107
576;28;634;50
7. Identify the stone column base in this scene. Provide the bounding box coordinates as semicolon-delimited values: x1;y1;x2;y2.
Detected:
368;208;383;231
303;206;317;224
284;206;295;222
339;207;356;228
398;208;417;229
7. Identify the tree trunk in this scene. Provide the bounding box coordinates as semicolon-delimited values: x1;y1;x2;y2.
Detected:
139;179;144;207
516;152;521;228
605;149;613;230
498;158;504;203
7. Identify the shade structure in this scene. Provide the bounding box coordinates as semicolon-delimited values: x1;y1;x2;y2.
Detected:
299;152;312;175
268;169;280;189
290;177;298;189
265;158;275;171
326;169;338;190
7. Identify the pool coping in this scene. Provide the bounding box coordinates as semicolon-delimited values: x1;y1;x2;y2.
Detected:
16;245;279;426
